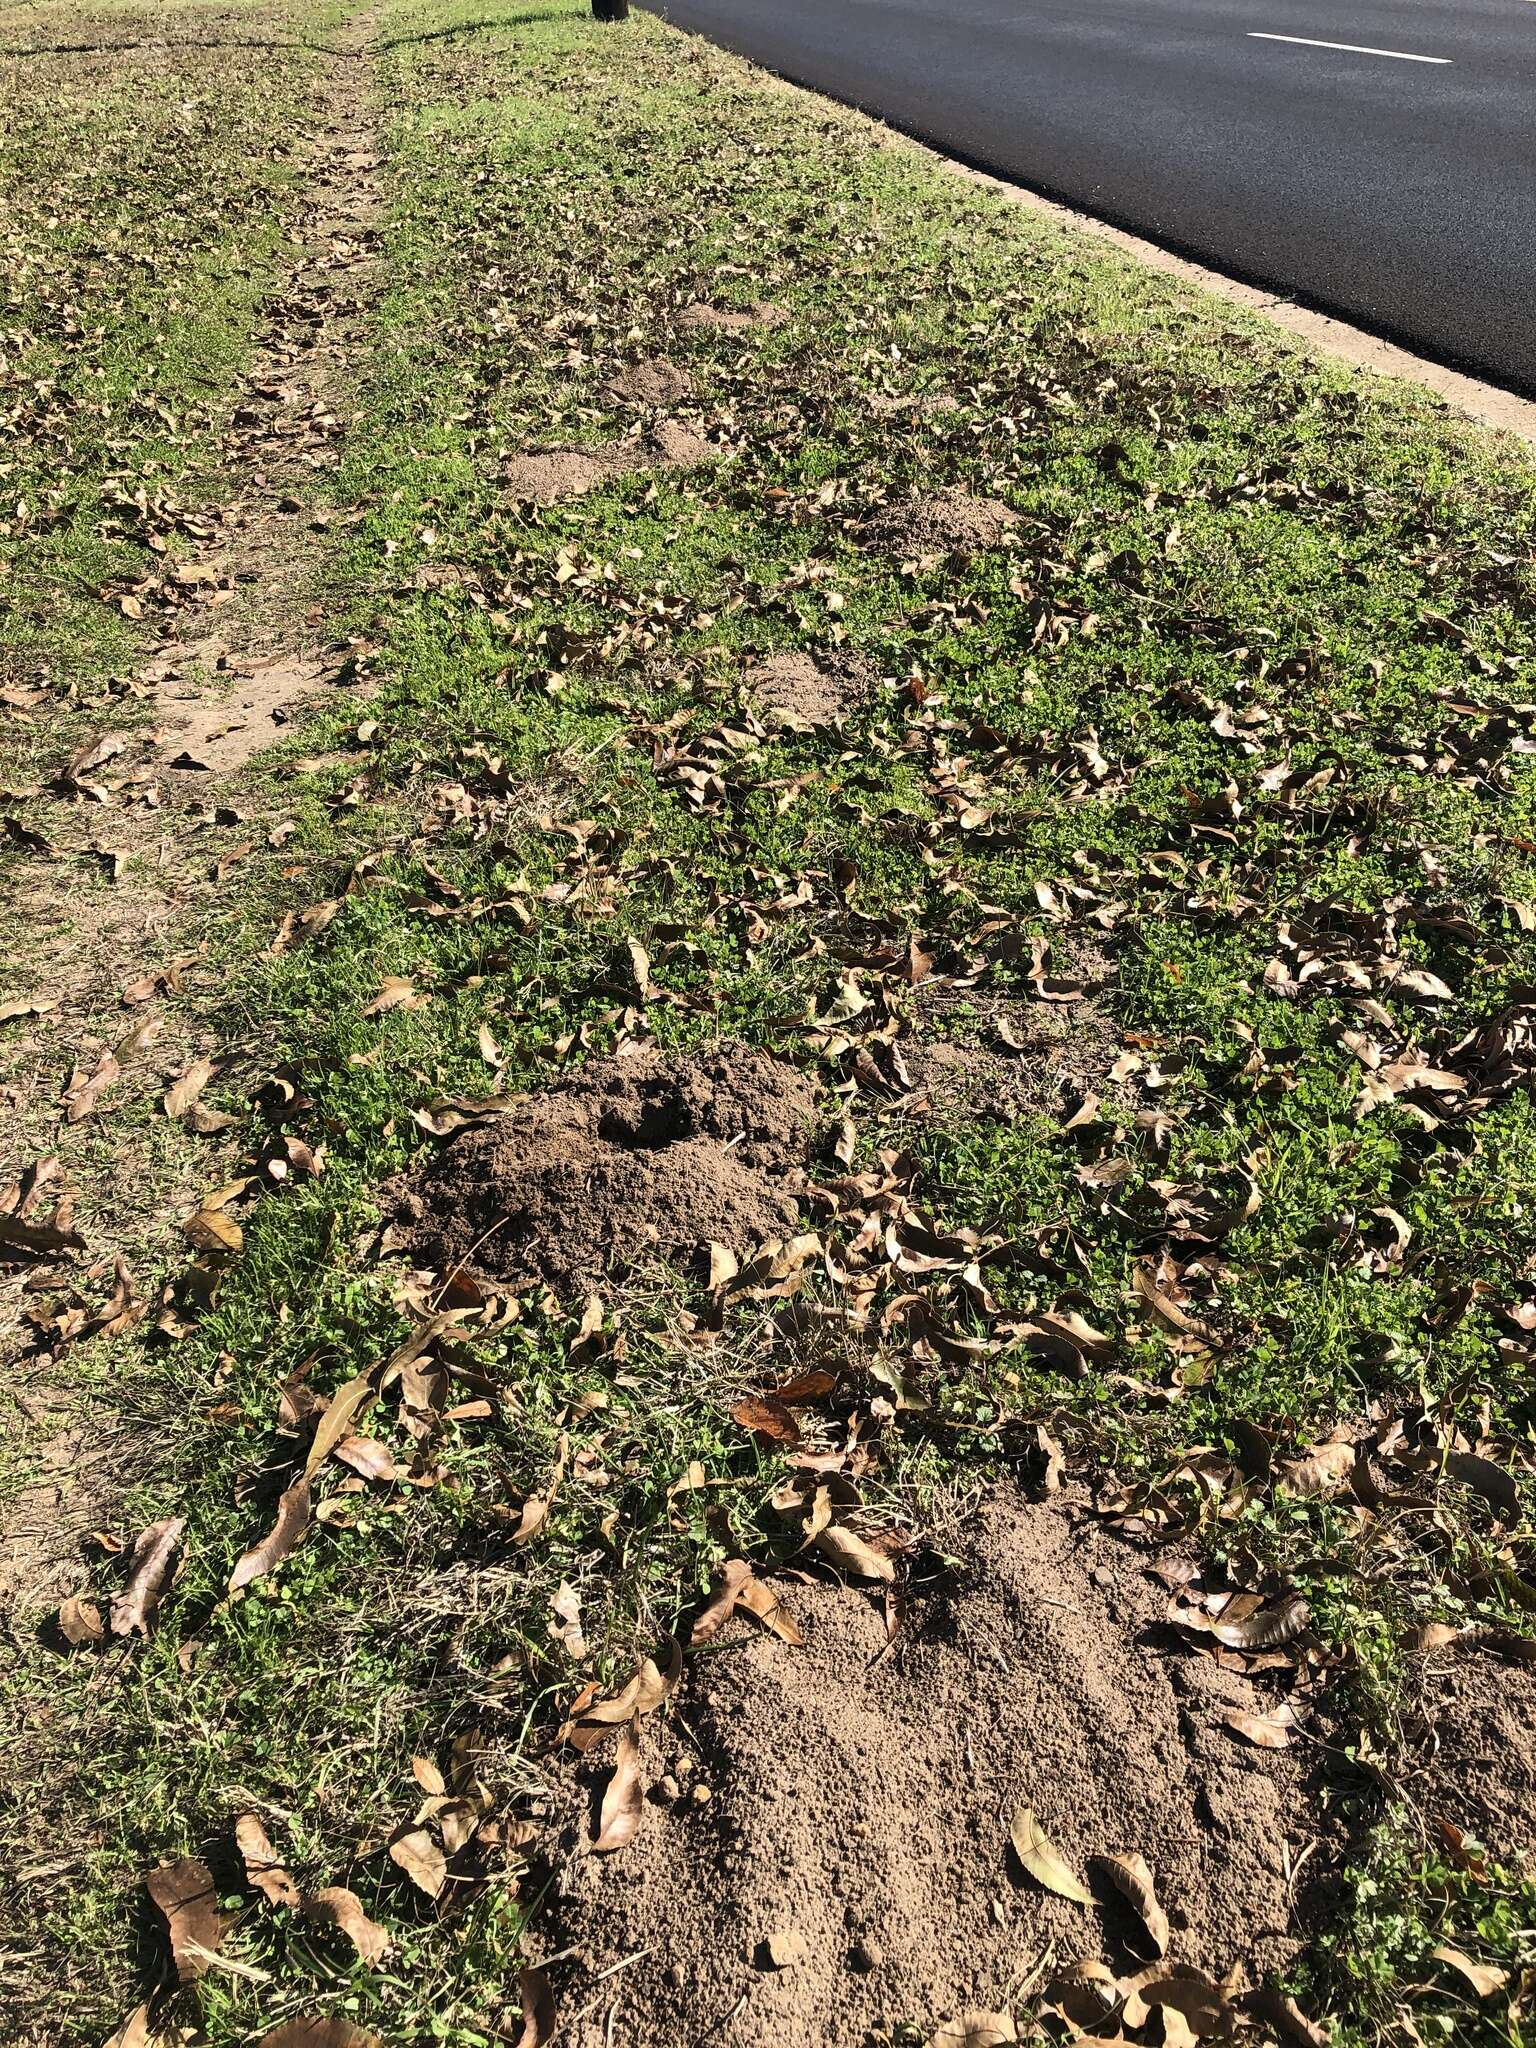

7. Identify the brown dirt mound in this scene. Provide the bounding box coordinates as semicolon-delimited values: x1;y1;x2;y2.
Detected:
864;486;1019;558
387;1043;817;1294
543;1497;1322;2046
677;299;785;332
746;649;877;727
605;357;694;405
504;420;721;504
1409;1642;1536;1861
503;447;622;504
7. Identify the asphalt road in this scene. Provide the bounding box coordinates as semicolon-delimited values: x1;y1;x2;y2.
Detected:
650;0;1536;394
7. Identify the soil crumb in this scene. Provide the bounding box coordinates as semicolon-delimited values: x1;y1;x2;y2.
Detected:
863;486;1019;558
544;1496;1322;2047
1411;1642;1536;1860
605;357;694;405
747;649;877;727
504;420;720;504
677;299;785;332
387;1043;817;1294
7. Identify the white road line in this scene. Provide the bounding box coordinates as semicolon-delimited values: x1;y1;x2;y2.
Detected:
1248;32;1451;62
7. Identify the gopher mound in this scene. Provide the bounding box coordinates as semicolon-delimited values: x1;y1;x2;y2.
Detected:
864;486;1019;558
605;357;694;406
388;1044;817;1294
543;1498;1324;2047
504;421;720;505
1409;1641;1536;1861
747;649;877;727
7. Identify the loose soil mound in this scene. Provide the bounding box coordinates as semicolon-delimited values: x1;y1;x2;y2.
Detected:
747;649;876;726
504;421;720;504
1410;1642;1536;1861
605;357;694;405
544;1497;1321;2046
864;486;1019;558
502;446;627;505
388;1043;817;1294
677;299;785;332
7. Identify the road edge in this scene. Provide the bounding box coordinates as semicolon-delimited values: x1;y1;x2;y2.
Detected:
944;157;1536;452
659;11;1536;454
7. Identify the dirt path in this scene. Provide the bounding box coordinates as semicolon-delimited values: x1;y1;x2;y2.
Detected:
0;5;385;1626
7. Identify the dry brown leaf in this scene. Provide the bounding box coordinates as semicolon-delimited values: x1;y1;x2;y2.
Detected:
730;1390;801;1445
144;1856;223;1982
812;1523;896;1583
257;2023;385;2048
1222;1702;1302;1749
515;1967;556;2048
1094;1850;1168;1955
1431;1944;1508;1998
389;1826;447;1900
303;1888;392;1964
1210;1591;1310;1651
103;2004;190;2048
739;1573;805;1644
164;1059;217;1119
593;1722;643;1852
110;1517;185;1636
304;1373;377;1480
1009;1807;1091;1905
229;1478;311;1593
362;975;423;1016
1278;1439;1356;1499
57;1593;104;1646
184;1206;242;1255
235;1814;300;1909
929;2014;1017;2048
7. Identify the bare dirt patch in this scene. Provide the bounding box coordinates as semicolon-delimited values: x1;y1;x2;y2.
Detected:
1407;1641;1536;1862
604;356;694;406
148;644;330;774
863;486;1019;559
746;649;877;728
542;1494;1324;2047
387;1043;818;1295
504;419;721;505
677;298;785;333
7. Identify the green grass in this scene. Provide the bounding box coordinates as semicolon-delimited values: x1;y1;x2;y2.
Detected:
5;0;1536;2041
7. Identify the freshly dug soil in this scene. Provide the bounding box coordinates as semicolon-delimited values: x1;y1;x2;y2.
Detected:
503;421;719;505
863;486;1018;558
502;447;624;504
1410;1642;1536;1860
387;1043;817;1294
747;649;877;726
543;1496;1324;2047
605;357;694;405
677;299;785;332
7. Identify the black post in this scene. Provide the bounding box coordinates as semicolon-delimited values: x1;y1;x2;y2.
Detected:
592;0;629;17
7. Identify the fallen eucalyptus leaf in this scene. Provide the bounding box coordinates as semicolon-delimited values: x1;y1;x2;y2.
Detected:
110;1517;185;1636
1010;1806;1091;1905
1094;1850;1168;1955
235;1814;300;1909
303;1887;392;1964
593;1722;643;1852
144;1856;223;1982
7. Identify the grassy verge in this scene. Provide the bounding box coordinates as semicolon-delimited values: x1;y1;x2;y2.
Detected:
6;0;1536;2041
